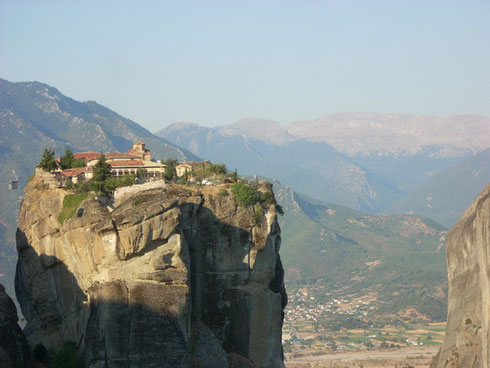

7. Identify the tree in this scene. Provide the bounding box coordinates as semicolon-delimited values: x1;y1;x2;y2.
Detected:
59;148;85;169
92;154;112;182
208;163;227;175
37;148;57;172
163;159;178;181
71;158;86;168
59;148;75;170
180;169;188;184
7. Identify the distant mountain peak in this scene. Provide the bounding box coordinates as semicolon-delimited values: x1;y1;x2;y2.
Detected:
286;112;490;157
229;117;295;145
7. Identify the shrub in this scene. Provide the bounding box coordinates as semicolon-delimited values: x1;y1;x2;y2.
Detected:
208;163;227;175
230;182;258;207
64;181;74;190
259;191;275;206
253;204;263;224
52;342;83;368
58;193;92;223
218;189;229;196
73;180;92;193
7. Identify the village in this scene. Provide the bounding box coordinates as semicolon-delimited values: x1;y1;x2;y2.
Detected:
283;288;445;361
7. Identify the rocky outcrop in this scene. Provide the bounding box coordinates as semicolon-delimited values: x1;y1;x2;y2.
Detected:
15;178;286;367
432;184;490;368
0;283;31;367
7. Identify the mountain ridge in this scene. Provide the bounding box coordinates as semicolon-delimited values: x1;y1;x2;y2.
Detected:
286;112;490;157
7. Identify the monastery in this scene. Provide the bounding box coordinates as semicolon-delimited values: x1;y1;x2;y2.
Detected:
56;142;164;185
54;142;209;186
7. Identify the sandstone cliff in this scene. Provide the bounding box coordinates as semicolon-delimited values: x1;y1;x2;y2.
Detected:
432;183;490;368
0;283;31;367
15;178;286;367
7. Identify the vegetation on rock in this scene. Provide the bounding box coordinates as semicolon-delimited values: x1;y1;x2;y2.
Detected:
58;193;93;223
231;182;259;207
37;148;57;172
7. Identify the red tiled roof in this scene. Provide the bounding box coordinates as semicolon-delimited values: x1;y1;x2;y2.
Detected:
61;167;91;177
108;160;144;167
73;152;102;161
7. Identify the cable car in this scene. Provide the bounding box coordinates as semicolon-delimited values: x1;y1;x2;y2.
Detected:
8;180;18;190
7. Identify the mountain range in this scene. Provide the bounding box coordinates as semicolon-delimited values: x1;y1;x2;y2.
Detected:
158;116;489;225
158;121;403;213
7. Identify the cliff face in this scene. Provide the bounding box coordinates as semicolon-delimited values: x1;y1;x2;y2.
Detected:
15;179;286;367
432;184;490;368
0;283;31;367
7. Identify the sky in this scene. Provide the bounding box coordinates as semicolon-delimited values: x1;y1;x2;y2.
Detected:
1;0;489;131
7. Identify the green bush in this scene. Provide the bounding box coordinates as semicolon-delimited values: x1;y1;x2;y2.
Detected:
58;193;92;223
259;191;275;206
253;204;263;224
71;174;136;195
208;163;227;175
230;182;258;207
52;342;83;368
73;180;92;193
218;189;229;196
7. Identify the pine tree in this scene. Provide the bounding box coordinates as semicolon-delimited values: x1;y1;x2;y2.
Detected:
59;148;75;170
163;159;178;181
37;148;57;172
92;154;112;182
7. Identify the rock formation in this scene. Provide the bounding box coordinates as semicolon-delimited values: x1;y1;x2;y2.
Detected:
15;177;286;367
432;183;490;368
0;283;31;367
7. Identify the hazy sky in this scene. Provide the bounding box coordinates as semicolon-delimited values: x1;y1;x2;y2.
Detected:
1;1;489;131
